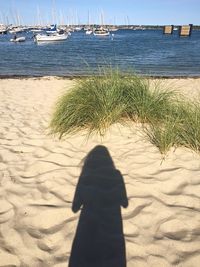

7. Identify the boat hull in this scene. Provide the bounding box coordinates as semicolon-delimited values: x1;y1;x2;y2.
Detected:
93;32;110;36
0;30;7;34
10;37;26;42
86;30;93;35
35;34;68;42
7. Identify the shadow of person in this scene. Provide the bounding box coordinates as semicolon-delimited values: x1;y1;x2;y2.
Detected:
69;145;128;267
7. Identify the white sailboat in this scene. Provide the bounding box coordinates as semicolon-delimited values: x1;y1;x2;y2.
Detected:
86;29;93;35
9;10;26;34
109;27;118;32
31;28;43;33
34;32;68;42
30;5;43;33
0;24;7;34
93;11;110;36
109;17;118;32
93;27;110;36
74;26;82;31
85;10;93;35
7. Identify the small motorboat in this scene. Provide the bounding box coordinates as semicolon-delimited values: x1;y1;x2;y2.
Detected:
10;36;26;42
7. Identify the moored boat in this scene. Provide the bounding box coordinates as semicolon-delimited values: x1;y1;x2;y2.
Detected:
0;24;7;34
109;27;118;32
10;36;26;42
31;29;43;33
93;27;110;36
0;29;7;34
74;26;82;31
34;33;68;42
9;27;27;34
86;29;93;35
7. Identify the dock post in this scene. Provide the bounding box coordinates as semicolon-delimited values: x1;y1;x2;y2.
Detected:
163;25;174;34
179;24;193;37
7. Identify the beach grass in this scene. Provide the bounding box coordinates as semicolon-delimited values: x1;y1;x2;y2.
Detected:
50;69;200;155
146;99;200;154
124;77;176;123
50;70;128;137
50;69;177;138
178;101;200;152
145;115;180;155
145;100;188;154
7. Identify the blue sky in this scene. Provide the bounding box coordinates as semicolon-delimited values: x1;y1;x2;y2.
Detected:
0;0;199;25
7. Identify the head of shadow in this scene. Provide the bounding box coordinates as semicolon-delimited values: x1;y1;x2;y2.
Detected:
69;145;128;267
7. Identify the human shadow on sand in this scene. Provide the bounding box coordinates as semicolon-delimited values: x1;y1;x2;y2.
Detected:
69;145;128;267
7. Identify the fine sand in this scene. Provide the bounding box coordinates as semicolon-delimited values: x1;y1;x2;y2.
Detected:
0;77;200;267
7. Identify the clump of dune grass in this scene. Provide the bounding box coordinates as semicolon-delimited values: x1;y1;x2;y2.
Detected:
123;77;177;123
178;101;200;152
50;69;177;138
145;99;192;154
145;115;180;155
50;71;128;137
145;99;200;155
50;68;200;156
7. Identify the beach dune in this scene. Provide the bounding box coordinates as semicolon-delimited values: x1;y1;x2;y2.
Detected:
0;77;200;267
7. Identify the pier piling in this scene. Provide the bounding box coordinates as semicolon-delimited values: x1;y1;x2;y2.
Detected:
179;24;193;36
163;25;174;34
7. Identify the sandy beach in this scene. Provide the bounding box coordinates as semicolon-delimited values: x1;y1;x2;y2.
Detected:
0;77;200;267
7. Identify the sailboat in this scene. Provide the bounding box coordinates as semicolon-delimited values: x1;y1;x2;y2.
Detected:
0;24;7;34
9;10;26;34
93;27;109;36
34;33;68;42
74;10;82;31
30;6;43;33
34;22;68;42
109;27;118;32
93;11;110;36
86;28;93;35
85;11;93;35
109;17;118;32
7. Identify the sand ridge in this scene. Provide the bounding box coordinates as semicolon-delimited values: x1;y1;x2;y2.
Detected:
0;77;200;267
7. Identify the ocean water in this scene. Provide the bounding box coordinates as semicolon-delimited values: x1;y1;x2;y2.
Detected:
0;29;200;77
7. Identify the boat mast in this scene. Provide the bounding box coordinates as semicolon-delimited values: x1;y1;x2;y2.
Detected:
0;12;3;24
100;10;104;26
76;10;79;26
51;0;57;23
36;5;42;26
127;16;130;27
88;10;90;26
114;16;116;27
16;10;21;26
59;10;64;26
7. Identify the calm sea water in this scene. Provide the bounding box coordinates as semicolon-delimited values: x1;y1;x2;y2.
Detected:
0;29;200;77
